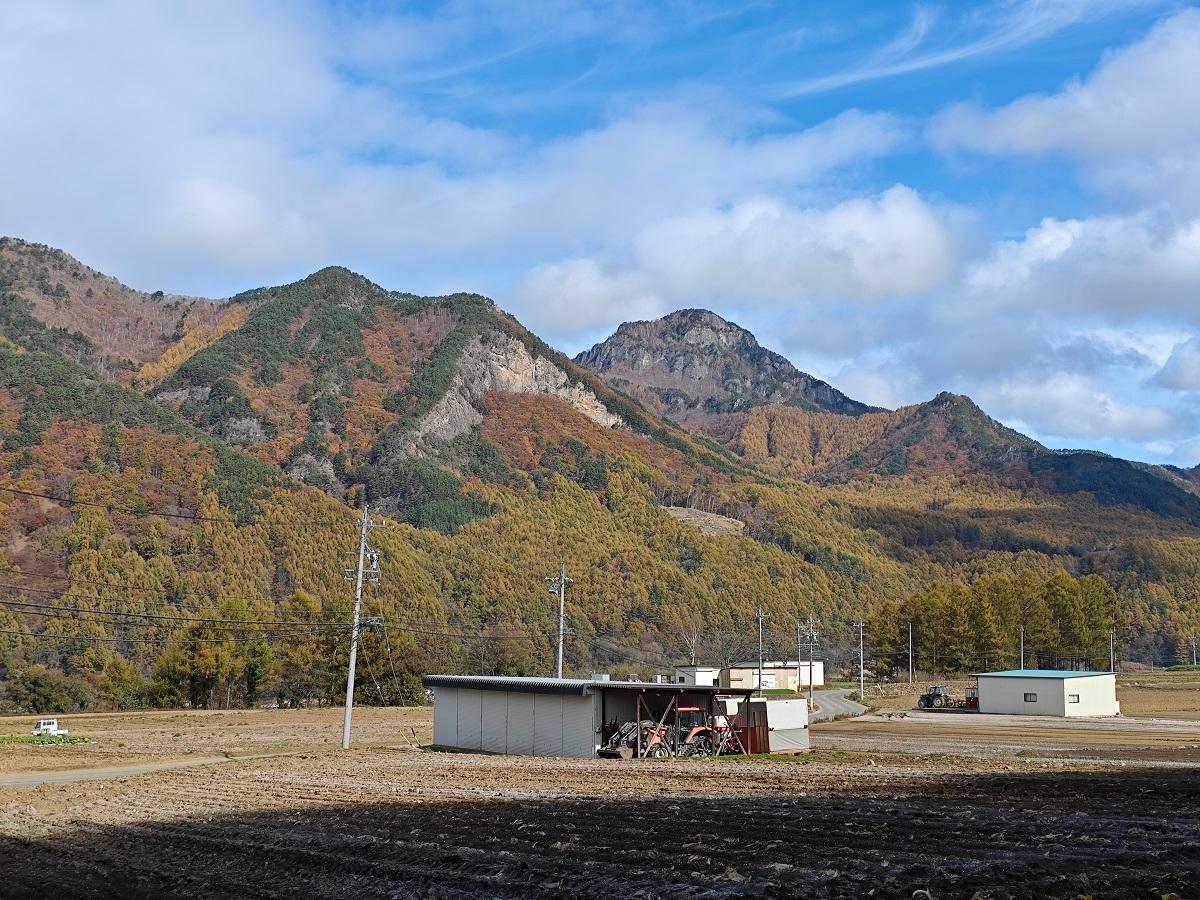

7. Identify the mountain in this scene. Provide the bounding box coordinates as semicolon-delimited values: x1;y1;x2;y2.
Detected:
0;237;246;385
2;238;1200;713
574;309;880;424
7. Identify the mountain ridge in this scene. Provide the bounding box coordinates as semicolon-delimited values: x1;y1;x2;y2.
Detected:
575;308;882;423
2;237;1200;708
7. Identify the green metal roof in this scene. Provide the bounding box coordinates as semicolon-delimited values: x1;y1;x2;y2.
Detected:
972;669;1114;679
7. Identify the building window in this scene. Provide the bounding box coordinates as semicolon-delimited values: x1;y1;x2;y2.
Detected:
1068;694;1080;703
1023;692;1037;702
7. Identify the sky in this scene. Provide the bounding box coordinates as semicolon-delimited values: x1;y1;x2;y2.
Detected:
3;0;1200;465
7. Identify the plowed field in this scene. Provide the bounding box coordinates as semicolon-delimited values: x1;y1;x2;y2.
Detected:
1;743;1197;898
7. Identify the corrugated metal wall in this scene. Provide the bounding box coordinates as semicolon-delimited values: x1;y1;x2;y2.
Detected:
432;686;459;747
431;687;598;758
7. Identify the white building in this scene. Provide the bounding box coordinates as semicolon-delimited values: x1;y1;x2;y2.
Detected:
721;659;825;691
671;665;721;686
974;669;1118;717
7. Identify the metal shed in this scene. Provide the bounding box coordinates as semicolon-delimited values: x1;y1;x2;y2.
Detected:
973;669;1118;717
422;675;757;758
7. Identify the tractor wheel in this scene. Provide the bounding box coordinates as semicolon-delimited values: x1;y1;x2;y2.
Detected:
689;736;713;758
917;697;929;709
647;744;670;759
932;695;945;708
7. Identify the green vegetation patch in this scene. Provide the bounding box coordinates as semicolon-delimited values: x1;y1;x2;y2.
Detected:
0;734;90;745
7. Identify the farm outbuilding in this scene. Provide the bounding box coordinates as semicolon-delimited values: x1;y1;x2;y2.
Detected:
721;659;825;691
973;670;1118;717
422;675;760;758
671;665;722;686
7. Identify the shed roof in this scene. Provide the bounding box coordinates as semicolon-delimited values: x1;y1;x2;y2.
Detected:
421;674;752;696
972;669;1114;679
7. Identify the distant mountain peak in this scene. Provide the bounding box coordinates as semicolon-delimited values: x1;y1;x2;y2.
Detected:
575;308;880;420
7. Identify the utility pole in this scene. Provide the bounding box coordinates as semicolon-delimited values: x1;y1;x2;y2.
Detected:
1192;634;1197;667
798;617;817;712
342;502;384;751
1019;624;1025;669
545;562;572;678
907;621;914;684
854;621;866;699
1109;628;1115;674
756;605;769;694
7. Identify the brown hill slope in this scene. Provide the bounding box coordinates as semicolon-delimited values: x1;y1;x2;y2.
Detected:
0;237;246;383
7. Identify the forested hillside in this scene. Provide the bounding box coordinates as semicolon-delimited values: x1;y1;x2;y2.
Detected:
2;239;1199;713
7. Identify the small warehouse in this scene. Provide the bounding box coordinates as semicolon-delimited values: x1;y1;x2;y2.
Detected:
671;665;722;686
721;659;825;690
973;669;1118;717
423;674;780;758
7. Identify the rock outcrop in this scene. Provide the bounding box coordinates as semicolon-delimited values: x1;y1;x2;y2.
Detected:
575;309;879;422
413;332;622;444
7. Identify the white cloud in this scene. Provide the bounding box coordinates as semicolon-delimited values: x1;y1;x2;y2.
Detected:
633;186;956;304
933;8;1200;161
507;185;957;341
931;8;1200;206
512;259;663;335
0;3;906;294
780;0;1154;97
1152;336;1200;391
962;213;1200;321
978;373;1178;441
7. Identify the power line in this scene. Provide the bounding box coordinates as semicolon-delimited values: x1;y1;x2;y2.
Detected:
0;583;351;625
0;627;288;646
0;569;340;612
0;597;349;631
0;484;232;522
0;575;552;632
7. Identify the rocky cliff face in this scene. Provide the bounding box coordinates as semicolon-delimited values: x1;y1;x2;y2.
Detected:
412;331;623;444
575;308;879;421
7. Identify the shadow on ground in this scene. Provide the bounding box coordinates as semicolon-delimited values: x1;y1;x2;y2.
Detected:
1;768;1196;899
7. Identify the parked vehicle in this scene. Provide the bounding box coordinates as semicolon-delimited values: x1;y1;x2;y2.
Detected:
31;718;69;736
917;685;978;710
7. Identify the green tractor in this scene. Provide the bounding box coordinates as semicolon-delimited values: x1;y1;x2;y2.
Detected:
917;685;978;710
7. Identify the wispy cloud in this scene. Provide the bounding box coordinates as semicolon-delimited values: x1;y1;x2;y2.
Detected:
774;0;1159;97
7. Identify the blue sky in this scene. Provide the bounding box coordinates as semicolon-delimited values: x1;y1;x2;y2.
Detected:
3;1;1200;464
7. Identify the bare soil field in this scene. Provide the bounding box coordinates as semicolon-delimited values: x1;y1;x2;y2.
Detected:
1;746;1197;899
0;706;431;775
1117;670;1200;719
814;709;1200;763
1;678;1198;898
